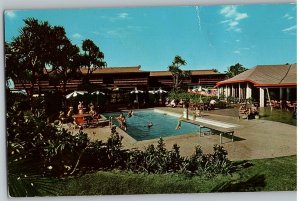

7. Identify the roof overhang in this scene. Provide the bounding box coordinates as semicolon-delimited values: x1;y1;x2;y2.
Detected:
216;79;297;88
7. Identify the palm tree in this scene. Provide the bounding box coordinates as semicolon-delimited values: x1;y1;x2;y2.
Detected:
168;55;191;91
225;63;247;78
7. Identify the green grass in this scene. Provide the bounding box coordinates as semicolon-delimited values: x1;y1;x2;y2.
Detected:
236;155;297;191
258;108;296;126
59;155;296;195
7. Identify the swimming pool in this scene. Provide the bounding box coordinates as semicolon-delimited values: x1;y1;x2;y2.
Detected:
104;109;209;141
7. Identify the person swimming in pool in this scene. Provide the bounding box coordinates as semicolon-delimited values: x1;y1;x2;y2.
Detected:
128;110;133;118
147;121;153;128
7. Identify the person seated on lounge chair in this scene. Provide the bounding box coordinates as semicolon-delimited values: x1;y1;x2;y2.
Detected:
66;106;75;123
250;104;258;115
89;106;98;118
165;98;170;106
178;99;184;107
170;99;176;108
78;101;84;114
209;99;217;110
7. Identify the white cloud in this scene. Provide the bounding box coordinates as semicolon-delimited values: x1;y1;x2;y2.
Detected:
233;47;250;54
5;10;16;18
234;28;241;32
282;25;296;32
235;13;248;21
92;31;100;35
229;21;239;27
220;6;248;32
283;13;294;20
220;6;237;18
105;30;124;38
236;39;240;42
72;33;83;39
118;12;129;19
221;19;231;24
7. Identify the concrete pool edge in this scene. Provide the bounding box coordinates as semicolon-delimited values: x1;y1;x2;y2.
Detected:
153;108;240;129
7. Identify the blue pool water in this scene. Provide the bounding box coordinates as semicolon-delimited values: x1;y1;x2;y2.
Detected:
104;109;208;141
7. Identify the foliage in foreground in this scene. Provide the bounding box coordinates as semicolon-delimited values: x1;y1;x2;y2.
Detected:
7;106;235;196
61;156;296;195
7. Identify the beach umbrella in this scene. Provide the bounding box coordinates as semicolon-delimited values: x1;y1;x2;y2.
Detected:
192;86;209;95
130;87;144;103
148;89;156;94
91;90;105;95
65;91;88;99
155;87;168;101
11;89;27;95
91;90;105;106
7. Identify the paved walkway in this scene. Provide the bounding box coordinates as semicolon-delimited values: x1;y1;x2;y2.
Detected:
66;107;297;161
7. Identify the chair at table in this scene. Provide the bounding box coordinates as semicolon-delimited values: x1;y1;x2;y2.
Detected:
74;116;89;128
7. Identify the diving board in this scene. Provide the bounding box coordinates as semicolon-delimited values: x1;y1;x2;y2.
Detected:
181;118;239;144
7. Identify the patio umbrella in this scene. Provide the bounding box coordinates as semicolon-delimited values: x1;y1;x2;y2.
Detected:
148;89;156;94
65;91;88;99
192;86;209;96
11;89;27;95
192;86;208;93
155;87;168;101
91;90;105;106
130;87;144;103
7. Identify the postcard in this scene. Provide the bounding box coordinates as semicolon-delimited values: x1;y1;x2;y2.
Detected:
4;3;296;197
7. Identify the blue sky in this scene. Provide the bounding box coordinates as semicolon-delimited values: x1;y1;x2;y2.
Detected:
4;3;296;73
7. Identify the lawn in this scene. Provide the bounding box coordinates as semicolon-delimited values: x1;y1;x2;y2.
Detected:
258;108;296;126
60;155;296;195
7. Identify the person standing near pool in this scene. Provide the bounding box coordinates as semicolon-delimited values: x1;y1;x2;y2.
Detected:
176;116;183;130
117;113;127;130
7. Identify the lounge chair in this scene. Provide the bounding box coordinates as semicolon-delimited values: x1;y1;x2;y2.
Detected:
238;104;250;120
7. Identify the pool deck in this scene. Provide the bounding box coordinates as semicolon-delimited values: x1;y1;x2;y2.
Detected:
68;107;297;161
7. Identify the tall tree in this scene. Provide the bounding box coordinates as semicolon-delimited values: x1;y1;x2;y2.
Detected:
49;27;81;93
225;63;247;78
80;39;106;81
5;18;78;108
168;55;191;91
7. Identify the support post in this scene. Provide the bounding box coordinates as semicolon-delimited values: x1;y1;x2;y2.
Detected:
246;82;252;100
238;83;241;101
219;133;222;144
286;88;291;100
259;88;265;107
266;88;272;111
